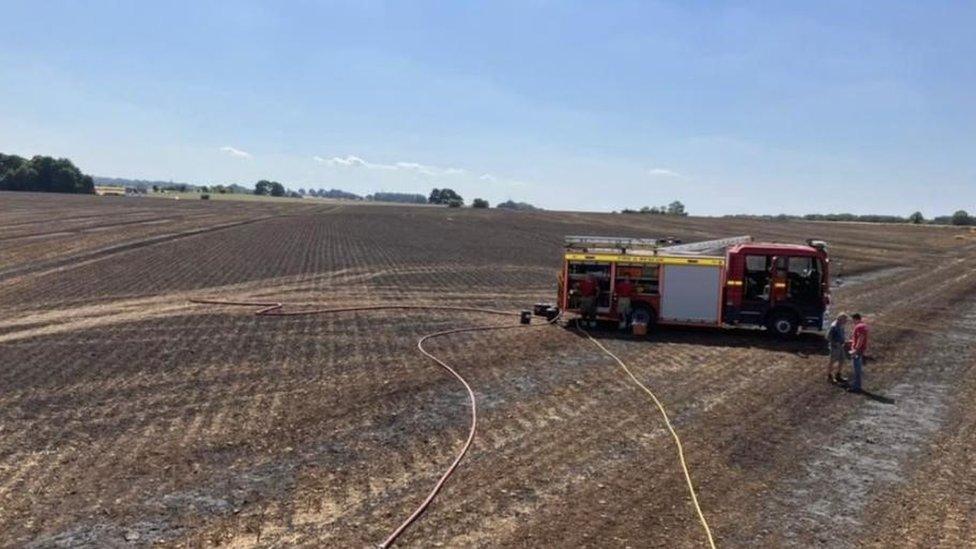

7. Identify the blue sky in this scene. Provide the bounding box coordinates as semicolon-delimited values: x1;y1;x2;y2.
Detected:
1;1;973;215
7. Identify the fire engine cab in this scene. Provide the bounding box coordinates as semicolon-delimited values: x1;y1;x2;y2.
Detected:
553;235;830;337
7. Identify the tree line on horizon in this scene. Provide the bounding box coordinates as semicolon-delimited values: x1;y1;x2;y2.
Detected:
0;153;94;194
425;188;539;211
620;201;688;216
726;210;974;226
2;152;970;224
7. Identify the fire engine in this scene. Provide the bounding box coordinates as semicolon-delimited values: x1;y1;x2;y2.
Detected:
547;235;830;337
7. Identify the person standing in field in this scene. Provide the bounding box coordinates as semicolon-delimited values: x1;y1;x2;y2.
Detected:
578;274;599;327
826;313;849;384
847;313;870;393
615;277;634;329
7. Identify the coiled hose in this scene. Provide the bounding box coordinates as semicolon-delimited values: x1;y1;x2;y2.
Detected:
190;298;559;547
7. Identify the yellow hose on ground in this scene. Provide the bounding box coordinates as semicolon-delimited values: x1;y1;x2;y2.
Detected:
577;322;717;549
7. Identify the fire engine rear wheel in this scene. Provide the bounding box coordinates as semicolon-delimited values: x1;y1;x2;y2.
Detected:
767;310;799;338
630;306;656;332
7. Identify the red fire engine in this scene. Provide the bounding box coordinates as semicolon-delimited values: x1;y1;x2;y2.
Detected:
550;235;830;337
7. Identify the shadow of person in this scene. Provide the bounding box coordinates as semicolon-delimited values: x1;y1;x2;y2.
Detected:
859;390;895;405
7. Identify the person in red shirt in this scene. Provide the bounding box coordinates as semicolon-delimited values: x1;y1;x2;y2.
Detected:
615;277;634;329
847;313;869;393
577;274;599;326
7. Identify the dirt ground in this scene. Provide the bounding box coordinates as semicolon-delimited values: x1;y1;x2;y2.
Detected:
2;191;975;547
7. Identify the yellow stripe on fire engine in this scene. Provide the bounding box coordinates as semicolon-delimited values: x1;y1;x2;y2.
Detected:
726;280;743;286
564;253;725;267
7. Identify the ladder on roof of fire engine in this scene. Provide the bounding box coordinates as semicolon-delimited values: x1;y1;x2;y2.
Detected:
564;236;671;251
658;235;753;254
565;235;752;255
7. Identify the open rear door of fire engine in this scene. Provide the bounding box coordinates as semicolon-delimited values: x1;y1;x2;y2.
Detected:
660;264;722;325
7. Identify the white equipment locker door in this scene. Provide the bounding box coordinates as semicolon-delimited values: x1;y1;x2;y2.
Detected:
660;265;722;324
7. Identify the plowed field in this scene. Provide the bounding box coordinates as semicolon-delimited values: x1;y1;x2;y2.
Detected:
2;191;975;547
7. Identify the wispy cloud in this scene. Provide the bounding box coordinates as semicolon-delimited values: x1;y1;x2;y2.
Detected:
647;167;680;177
220;146;251;158
395;162;466;176
314;154;379;169
315;155;465;176
480;173;527;187
314;155;530;188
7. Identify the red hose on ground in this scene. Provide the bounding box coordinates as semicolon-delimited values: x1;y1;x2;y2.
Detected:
190;297;559;547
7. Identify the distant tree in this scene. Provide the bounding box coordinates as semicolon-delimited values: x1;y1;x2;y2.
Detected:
803;212;911;223
176;184;189;193
0;153;25;176
667;200;687;216
496;200;539;211
0;163;37;191
0;153;94;194
429;188;463;205
308;188;359;200
254;180;273;195
444;189;463;204
298;188;306;195
628;203;687;216
951;210;971;226
152;184;159;193
908;211;925;224
288;190;302;198
472;198;489;208
252;180;285;196
371;192;428;204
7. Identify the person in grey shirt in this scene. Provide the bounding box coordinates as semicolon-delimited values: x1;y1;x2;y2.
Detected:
825;313;849;384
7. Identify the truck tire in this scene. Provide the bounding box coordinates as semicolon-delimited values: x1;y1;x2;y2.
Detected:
631;305;656;333
766;309;799;338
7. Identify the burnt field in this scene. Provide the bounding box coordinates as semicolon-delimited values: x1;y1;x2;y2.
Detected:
2;191;975;547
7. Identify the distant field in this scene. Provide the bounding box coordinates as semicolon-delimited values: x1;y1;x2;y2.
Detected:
142;191;439;208
144;191;341;204
2;191;975;547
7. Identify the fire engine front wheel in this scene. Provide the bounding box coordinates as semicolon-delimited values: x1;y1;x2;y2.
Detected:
766;310;799;338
